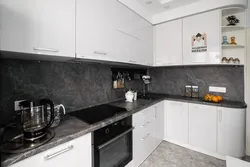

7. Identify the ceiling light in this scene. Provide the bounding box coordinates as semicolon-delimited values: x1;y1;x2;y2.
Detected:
158;0;173;5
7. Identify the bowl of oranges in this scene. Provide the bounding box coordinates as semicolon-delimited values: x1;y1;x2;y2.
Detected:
203;94;223;103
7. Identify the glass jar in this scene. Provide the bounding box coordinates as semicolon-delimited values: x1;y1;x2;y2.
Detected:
192;86;199;98
185;85;192;97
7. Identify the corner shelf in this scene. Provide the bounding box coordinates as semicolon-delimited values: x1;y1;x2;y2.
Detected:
221;26;245;32
222;7;245;17
222;45;245;49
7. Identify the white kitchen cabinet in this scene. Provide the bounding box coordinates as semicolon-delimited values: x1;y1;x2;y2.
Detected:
133;106;154;167
132;103;164;167
189;104;217;152
218;107;246;158
154;19;183;66
165;101;189;144
0;0;75;58
76;0;153;65
182;10;221;65
153;101;165;147
10;133;92;167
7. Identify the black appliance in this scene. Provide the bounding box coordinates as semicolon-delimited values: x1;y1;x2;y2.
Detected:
19;99;55;141
69;104;132;167
93;116;133;167
68;104;127;124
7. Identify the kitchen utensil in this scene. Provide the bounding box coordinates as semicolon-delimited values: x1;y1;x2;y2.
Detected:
19;99;54;141
125;90;134;102
133;91;137;101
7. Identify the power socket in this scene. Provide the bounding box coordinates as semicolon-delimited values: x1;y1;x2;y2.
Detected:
14;100;26;111
209;86;226;93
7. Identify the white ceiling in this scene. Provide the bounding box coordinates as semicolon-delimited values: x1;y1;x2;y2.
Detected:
137;0;200;14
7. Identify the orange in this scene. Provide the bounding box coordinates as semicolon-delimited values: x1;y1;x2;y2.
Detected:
212;96;219;103
217;96;223;101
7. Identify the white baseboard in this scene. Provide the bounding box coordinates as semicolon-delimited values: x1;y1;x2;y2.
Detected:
163;138;226;160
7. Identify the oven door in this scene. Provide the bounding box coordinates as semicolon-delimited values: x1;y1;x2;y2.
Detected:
94;127;133;167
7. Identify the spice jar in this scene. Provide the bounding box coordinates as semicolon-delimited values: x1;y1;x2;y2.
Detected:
185;85;192;97
192;86;199;98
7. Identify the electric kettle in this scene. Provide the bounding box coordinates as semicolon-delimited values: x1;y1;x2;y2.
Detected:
19;99;54;141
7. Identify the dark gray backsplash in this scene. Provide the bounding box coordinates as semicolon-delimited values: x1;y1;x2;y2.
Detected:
0;59;144;121
148;66;244;101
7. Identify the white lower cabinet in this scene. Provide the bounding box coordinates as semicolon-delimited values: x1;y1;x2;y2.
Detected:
132;102;164;167
165;101;189;144
10;133;92;167
217;107;246;158
164;100;246;159
189;103;217;152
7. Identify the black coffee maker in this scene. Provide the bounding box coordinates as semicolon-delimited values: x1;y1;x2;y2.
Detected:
19;99;55;141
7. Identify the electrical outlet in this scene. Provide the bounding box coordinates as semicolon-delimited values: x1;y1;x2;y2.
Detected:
14;100;26;111
209;86;226;93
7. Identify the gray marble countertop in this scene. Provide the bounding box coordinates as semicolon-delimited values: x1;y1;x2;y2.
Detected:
146;93;247;109
1;98;162;167
1;94;246;166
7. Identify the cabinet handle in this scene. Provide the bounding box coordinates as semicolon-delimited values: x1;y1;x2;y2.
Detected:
128;60;137;63
44;145;74;160
219;110;222;122
33;47;59;52
93;51;107;55
155;106;157;118
141;134;150;140
141;121;150;128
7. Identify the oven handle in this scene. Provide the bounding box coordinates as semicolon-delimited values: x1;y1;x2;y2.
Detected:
97;127;134;150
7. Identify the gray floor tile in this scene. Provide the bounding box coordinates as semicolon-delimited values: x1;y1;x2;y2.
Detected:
139;141;226;167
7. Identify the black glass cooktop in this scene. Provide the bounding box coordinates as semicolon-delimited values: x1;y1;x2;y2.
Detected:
68;104;127;124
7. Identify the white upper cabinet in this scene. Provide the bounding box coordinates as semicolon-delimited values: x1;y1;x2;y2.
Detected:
165;101;189;144
76;0;153;65
189;104;217;152
217;107;246;158
0;0;75;58
183;10;221;65
154;19;183;66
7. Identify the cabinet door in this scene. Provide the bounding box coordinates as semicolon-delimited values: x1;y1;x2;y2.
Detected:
183;10;221;65
189;104;217;152
165;101;189;144
0;0;36;54
0;0;75;58
154;102;165;147
155;19;183;66
218;107;246;158
34;0;75;58
10;133;91;167
76;0;119;62
10;153;43;167
42;133;91;167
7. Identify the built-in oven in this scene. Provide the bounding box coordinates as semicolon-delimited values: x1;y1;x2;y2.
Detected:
93;116;133;167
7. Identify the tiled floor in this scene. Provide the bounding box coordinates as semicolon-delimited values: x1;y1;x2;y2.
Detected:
139;141;226;167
